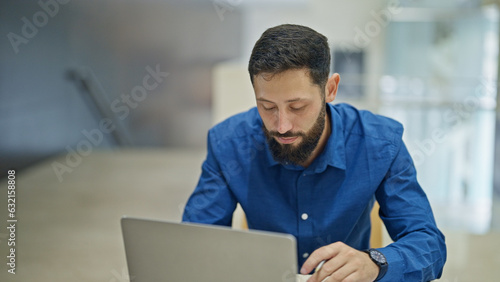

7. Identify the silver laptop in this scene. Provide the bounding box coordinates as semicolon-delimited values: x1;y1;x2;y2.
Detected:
121;216;299;282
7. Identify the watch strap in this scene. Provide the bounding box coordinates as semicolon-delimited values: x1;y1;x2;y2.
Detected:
364;249;388;281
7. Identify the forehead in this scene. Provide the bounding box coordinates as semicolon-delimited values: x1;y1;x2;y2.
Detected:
253;69;322;101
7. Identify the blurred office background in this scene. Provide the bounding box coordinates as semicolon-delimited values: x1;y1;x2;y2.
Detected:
1;0;500;281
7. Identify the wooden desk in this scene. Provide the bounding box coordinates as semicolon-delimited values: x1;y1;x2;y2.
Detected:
0;149;378;281
0;149;205;282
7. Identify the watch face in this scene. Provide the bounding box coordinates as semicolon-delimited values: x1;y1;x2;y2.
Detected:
370;250;387;264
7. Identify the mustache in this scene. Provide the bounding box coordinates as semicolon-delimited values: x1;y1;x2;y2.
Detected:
267;131;306;138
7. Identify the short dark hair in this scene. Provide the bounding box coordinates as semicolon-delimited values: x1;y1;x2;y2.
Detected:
248;24;330;89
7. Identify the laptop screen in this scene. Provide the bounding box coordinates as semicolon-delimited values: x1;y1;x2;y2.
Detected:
121;217;298;282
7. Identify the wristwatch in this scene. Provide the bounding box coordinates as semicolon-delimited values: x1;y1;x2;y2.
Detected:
363;248;388;281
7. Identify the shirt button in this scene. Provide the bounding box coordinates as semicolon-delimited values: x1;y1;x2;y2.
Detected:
301;213;308;220
303;253;309;258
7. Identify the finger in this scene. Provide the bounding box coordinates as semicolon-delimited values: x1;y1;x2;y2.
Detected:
322;260;357;282
301;254;326;274
301;244;342;274
338;270;361;282
311;257;347;282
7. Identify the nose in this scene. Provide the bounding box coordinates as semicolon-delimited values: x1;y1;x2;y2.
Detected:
277;110;293;134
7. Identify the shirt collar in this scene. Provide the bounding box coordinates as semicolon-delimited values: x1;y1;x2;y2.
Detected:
313;103;347;172
262;103;347;172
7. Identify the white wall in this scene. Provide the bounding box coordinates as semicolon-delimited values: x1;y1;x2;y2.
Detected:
213;0;395;123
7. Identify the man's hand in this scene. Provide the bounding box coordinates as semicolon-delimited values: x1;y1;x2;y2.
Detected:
300;242;379;282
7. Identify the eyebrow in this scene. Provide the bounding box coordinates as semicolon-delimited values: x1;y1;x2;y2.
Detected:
256;97;304;103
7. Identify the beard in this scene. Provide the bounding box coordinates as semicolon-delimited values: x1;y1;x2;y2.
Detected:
263;104;327;166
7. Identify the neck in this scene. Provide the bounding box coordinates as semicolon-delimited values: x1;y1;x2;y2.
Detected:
300;109;331;168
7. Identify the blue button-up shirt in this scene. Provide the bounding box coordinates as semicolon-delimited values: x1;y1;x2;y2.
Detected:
183;103;446;281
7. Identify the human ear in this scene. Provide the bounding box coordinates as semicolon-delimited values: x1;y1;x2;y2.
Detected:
325;73;340;103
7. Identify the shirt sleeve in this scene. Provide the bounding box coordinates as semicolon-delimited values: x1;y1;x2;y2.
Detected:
375;140;447;281
182;130;237;226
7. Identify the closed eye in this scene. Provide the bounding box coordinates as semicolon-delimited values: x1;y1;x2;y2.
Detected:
290;106;306;111
262;105;276;111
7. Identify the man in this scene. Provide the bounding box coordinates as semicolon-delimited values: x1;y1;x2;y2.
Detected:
183;24;446;281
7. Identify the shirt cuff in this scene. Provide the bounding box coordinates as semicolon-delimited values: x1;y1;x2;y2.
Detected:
376;246;404;282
